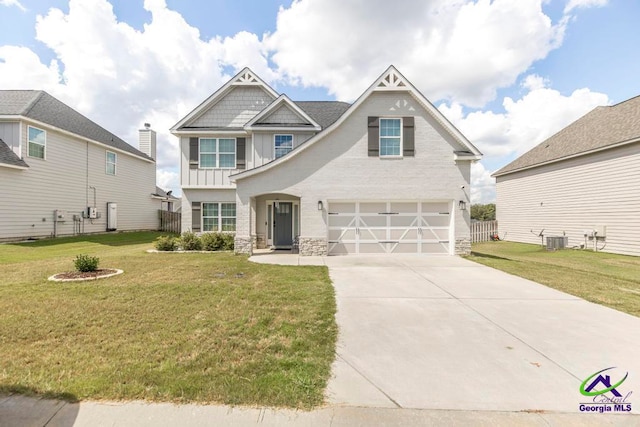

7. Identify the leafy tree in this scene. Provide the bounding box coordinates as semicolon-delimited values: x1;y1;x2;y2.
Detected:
471;203;496;221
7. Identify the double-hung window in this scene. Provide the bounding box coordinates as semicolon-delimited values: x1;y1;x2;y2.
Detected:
106;151;117;175
379;118;402;157
199;138;236;168
28;126;46;159
202;202;236;232
274;134;293;159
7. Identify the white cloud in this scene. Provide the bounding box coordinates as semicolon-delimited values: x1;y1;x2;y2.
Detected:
440;78;609;202
564;0;608;14
266;0;567;106
0;0;26;12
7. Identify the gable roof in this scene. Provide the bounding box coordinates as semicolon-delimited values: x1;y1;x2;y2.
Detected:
493;95;640;177
231;65;482;181
0;138;29;169
171;68;279;131
0;90;152;161
244;94;321;131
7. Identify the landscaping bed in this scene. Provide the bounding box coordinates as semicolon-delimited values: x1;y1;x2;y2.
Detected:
0;232;337;408
467;241;640;317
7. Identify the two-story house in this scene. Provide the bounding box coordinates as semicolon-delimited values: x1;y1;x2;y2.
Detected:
172;66;482;256
0;90;160;240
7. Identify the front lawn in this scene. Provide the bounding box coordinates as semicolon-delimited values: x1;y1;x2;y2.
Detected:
0;232;337;408
468;241;640;317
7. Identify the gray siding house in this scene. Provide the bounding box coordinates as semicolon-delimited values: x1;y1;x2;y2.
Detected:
172;67;482;256
0;90;160;240
494;96;640;256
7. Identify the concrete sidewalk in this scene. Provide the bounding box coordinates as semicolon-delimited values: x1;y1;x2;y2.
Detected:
1;395;637;426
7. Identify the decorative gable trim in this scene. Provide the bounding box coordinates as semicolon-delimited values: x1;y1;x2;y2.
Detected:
244;94;321;131
170;67;279;131
231;65;482;181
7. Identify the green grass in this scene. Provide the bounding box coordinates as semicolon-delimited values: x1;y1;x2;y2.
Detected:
467;241;640;317
0;232;337;408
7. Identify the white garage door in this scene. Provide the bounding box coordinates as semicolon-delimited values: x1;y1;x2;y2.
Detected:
328;201;452;255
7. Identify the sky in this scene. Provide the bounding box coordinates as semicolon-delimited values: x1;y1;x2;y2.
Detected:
1;0;639;203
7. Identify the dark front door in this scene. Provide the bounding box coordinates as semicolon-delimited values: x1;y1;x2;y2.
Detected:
274;202;293;247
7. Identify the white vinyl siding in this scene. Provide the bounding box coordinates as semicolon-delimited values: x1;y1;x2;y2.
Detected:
202;202;236;232
274;134;293;159
106;151;116;175
199;138;236;169
379;118;401;157
496;142;640;257
28;126;46;159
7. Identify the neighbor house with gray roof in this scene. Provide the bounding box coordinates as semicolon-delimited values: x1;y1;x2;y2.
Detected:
172;66;481;255
0;90;162;240
493;95;640;256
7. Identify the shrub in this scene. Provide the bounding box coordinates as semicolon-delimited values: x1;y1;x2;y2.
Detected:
180;231;202;251
74;254;100;272
154;235;177;251
200;232;224;251
221;233;235;250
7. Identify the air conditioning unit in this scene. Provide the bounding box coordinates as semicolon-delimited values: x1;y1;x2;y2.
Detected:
546;236;568;250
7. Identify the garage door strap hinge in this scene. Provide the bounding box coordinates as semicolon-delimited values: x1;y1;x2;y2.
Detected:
378;212;399;215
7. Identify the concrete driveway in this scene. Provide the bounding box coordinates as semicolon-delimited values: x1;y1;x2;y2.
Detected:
323;255;640;414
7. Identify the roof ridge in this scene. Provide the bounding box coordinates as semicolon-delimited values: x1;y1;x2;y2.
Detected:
609;94;640;108
21;90;44;116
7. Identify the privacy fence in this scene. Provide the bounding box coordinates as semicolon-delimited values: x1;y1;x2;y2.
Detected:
471;220;498;243
159;210;181;234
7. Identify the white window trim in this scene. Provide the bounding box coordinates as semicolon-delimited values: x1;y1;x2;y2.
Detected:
199;137;237;169
106;150;117;175
379;118;403;158
202;202;236;232
274;134;293;159
27;125;46;160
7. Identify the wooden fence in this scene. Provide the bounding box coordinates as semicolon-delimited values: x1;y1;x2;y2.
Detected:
159;210;181;234
471;220;498;243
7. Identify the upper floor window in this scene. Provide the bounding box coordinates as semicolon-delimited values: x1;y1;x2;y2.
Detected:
106;151;117;175
28;126;46;159
274;134;293;159
199;138;236;168
379;118;402;157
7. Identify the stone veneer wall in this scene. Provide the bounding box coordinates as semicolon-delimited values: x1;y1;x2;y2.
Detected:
455;237;471;255
234;236;254;255
299;237;327;256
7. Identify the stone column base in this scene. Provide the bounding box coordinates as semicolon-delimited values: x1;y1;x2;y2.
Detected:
455;237;471;255
234;236;253;255
299;237;327;256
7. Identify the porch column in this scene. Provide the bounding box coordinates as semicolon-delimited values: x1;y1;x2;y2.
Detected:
234;193;254;255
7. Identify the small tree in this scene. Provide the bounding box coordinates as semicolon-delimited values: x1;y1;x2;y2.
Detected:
471;203;496;221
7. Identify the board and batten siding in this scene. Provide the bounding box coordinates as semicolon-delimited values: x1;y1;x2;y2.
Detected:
0;121;158;240
496;142;640;256
250;132;314;169
235;91;472;243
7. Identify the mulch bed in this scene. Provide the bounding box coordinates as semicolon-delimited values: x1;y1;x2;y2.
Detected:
51;269;119;280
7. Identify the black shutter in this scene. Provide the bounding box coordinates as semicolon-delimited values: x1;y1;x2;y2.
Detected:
189;137;199;169
191;202;201;232
403;117;415;157
368;116;379;157
236;137;246;170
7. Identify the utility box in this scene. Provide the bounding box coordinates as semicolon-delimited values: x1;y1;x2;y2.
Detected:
87;207;97;219
54;210;66;222
107;202;117;231
546;236;568;250
595;225;607;237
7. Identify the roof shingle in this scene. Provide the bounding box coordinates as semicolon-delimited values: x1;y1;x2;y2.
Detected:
0;139;29;168
494;96;640;176
0;90;152;161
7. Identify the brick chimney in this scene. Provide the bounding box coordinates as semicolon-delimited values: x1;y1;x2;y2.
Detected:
138;123;156;160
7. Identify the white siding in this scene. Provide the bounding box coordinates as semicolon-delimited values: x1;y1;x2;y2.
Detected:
249;132;314;168
0;121;158;240
235;91;472;245
0;121;20;156
181;188;236;232
189;87;275;128
496;142;640;256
